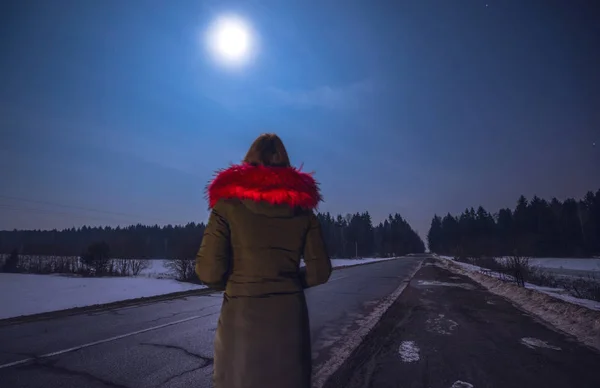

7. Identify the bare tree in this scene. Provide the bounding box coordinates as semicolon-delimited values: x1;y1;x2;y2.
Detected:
164;258;196;282
130;259;150;276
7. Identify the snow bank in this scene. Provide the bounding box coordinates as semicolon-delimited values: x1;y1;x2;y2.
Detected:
0;273;206;320
435;257;600;351
328;257;398;268
438;256;600;311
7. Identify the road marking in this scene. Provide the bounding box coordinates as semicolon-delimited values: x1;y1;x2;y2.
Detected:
0;311;219;370
328;275;348;283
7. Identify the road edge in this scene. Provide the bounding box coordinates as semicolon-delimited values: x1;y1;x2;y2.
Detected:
0;287;215;326
0;258;401;326
436;256;600;352
312;257;426;388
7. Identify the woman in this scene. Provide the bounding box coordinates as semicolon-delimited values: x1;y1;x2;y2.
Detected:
196;133;332;388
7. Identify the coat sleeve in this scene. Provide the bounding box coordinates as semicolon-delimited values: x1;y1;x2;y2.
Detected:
196;202;231;290
300;212;332;288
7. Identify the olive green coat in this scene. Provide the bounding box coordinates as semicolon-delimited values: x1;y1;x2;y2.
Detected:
196;164;331;388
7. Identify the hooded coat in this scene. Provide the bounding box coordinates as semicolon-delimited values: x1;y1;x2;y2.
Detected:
196;163;332;388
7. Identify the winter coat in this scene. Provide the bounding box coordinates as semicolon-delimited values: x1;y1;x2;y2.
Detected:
196;163;332;388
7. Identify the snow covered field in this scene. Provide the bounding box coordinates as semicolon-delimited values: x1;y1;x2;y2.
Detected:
0;274;206;320
447;256;600;278
0;257;398;320
528;257;600;272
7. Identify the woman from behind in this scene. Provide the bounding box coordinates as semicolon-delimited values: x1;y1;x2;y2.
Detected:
196;133;332;388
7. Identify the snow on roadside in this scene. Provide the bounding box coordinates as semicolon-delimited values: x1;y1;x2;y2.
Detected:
0;273;206;320
141;257;400;279
437;256;600;311
440;255;600;273
434;256;600;351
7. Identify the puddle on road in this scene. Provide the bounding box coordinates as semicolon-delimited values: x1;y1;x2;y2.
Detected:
398;341;420;363
426;314;458;335
416;280;476;290
451;381;474;388
520;337;562;351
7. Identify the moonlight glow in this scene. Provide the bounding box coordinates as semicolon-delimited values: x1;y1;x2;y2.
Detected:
205;15;255;68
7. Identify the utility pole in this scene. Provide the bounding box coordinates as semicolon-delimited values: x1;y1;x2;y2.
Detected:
355;241;358;259
577;202;586;248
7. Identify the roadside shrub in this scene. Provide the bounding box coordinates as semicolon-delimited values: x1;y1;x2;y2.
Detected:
454;255;529;287
0;252;151;277
564;274;600;302
110;258;150;276
164;258;198;283
453;255;502;271
527;267;562;288
502;255;532;287
483;258;600;302
129;259;150;276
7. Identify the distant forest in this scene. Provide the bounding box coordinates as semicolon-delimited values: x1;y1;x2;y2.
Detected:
427;189;600;258
0;212;425;259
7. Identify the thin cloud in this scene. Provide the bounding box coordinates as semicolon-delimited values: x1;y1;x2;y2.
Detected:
267;79;376;110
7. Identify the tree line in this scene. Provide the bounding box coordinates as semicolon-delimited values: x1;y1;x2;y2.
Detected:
427;189;600;258
0;211;425;259
317;212;425;257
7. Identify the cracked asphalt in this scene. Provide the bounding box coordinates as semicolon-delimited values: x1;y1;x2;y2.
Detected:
323;261;600;388
0;256;423;388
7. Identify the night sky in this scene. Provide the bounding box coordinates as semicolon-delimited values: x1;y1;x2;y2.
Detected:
1;0;598;240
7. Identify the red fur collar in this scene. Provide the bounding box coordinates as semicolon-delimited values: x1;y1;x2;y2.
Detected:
207;163;322;209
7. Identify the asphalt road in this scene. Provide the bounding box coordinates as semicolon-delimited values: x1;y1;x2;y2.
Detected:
0;257;423;388
324;260;600;388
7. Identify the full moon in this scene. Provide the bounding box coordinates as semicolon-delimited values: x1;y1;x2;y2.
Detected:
205;15;255;68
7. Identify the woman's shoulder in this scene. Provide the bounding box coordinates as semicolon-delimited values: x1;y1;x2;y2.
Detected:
211;198;241;213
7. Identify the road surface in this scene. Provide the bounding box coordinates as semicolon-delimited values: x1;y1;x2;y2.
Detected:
0;257;423;388
324;259;600;388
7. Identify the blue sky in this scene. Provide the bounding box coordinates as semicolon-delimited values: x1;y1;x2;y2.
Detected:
1;0;598;239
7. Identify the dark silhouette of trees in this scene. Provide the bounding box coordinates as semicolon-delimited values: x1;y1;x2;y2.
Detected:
81;241;111;275
428;189;600;258
317;212;424;257
0;212;425;259
2;248;19;272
